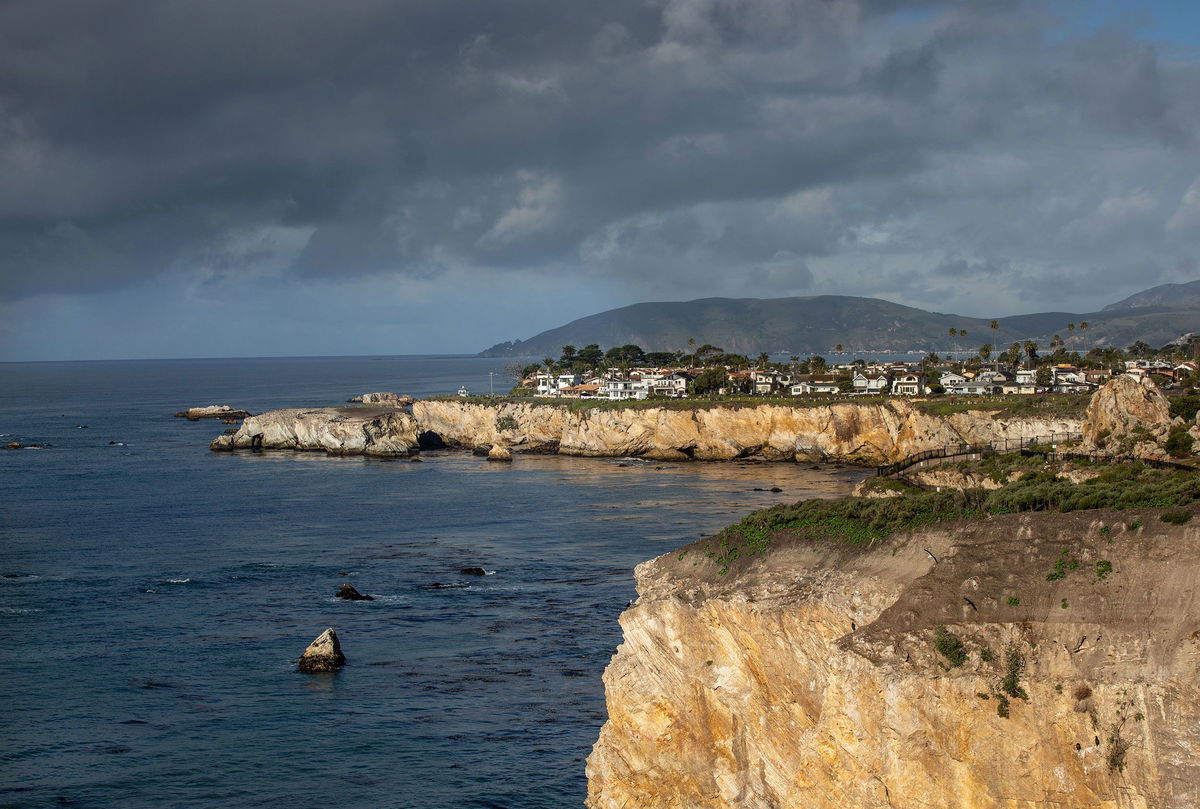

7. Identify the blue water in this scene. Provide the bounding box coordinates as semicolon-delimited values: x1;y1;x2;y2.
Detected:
0;356;867;808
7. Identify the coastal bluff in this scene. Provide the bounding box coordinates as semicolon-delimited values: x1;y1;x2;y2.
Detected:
586;510;1200;809
211;398;1082;464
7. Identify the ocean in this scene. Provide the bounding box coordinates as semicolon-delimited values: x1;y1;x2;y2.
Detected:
0;356;868;808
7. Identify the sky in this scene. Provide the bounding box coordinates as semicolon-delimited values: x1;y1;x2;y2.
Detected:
2;0;1200;360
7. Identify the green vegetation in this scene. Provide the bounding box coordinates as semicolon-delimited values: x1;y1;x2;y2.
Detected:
1165;426;1195;458
704;463;1200;574
1162;508;1193;525
1061;598;1070;609
1006;596;1021;606
1046;547;1079;582
1095;560;1113;581
933;626;968;667
1000;644;1028;701
1170;394;1200;422
495;414;518;432
996;694;1011;718
979;646;995;663
915;394;1091;420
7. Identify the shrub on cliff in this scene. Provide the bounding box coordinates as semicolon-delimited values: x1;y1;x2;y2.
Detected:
708;464;1200;573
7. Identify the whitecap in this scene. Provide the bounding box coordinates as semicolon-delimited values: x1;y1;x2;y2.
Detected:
164;578;192;584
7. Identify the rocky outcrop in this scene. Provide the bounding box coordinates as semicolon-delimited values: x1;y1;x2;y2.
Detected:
413;399;1081;464
486;445;512;462
175;405;252;420
210;407;419;456
347;392;413;406
1080;375;1172;456
297;628;345;673
335;584;373;601
587;510;1200;809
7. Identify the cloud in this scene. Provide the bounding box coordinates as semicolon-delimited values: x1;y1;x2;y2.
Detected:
2;0;1200;354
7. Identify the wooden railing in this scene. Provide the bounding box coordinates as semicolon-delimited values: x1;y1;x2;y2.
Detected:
875;432;1083;477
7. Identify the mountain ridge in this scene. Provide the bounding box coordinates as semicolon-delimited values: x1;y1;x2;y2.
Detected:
479;287;1200;357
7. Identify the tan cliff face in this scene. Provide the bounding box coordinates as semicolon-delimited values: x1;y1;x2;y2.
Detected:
210;407;419;455
586;512;1200;809
412;399;1082;464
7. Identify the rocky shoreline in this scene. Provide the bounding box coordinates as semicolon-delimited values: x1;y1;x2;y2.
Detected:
209;398;1083;466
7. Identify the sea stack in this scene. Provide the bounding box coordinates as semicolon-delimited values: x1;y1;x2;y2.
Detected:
297;627;346;673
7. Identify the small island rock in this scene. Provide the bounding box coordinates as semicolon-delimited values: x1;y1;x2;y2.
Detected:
297;627;345;673
459;567;488;576
487;445;512;462
175;405;253;421
335;584;374;601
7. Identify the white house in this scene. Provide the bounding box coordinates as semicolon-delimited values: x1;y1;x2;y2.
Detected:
534;372;582;397
600;378;648;401
791;375;841;395
852;371;890;394
891;372;927;396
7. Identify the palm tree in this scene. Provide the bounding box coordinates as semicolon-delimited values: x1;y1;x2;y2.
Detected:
757;352;770;370
1080;321;1088;333
979;343;992;363
1023;340;1038;369
990;319;999;333
948;327;958;338
1067;323;1075;333
834;344;843;353
960;329;967;338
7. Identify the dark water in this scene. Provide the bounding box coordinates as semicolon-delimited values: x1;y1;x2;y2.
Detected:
0;356;867;808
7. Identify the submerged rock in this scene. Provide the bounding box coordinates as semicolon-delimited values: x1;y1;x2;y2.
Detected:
297;628;345;673
335;584;374;601
459;567;488;576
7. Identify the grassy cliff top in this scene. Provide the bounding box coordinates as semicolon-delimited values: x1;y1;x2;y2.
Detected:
701;461;1199;574
424;393;1092;418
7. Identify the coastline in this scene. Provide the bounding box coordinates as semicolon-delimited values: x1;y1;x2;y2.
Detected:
210;397;1085;466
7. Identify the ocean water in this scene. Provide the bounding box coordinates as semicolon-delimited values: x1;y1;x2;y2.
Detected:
0;356;868;808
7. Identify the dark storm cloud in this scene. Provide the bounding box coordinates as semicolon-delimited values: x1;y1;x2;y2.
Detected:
1;0;1199;313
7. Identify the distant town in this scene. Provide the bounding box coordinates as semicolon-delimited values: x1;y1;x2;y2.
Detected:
488;335;1199;401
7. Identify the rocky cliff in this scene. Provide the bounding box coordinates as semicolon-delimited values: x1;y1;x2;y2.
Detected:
210;407;419;456
587;510;1200;809
411;399;1081;464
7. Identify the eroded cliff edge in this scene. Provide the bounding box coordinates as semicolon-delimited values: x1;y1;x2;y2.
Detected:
586;510;1200;809
210;399;1083;463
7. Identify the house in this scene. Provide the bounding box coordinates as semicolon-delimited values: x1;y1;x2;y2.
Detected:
600;378;647;401
534;372;582;397
852;370;890;394
648;371;691;398
751;370;790;395
559;383;600;399
891;372;927;396
1050;365;1094;393
790;375;840;395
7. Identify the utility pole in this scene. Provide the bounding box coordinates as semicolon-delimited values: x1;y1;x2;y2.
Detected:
489;372;495;396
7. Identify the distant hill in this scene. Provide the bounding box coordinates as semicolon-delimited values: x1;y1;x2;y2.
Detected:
480;287;1200;358
1103;280;1200;311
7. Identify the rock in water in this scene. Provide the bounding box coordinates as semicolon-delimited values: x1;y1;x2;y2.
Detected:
335;584;374;601
297;628;346;673
459;567;487;576
487;445;512;462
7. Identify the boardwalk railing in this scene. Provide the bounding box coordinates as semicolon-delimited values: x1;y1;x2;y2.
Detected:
875;432;1083;477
